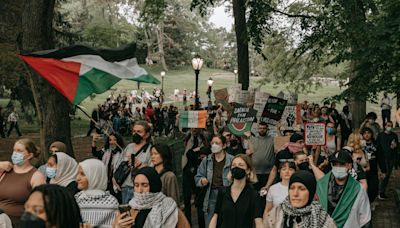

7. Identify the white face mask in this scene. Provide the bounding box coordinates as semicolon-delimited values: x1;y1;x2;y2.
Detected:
211;144;223;153
332;166;348;179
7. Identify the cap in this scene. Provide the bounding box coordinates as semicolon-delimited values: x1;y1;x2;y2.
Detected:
329;149;353;164
290;133;303;143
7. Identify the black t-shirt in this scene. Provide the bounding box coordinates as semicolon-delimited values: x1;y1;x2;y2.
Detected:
274;148;295;169
214;185;263;228
349;163;366;181
226;146;245;156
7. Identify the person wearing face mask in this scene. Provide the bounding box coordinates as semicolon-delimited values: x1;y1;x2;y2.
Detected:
121;121;152;203
250;122;275;191
113;167;189;228
209;154;263;228
0;139;45;226
316;150;371;228
376;120;398;200
226;134;245;156
22;184;82;228
92;133;125;202
264;162;296;215
264;170;336;228
75;159;119;228
46;152;79;195
195;135;234;228
38;141;67;177
262;133;305;195
315;122;340;173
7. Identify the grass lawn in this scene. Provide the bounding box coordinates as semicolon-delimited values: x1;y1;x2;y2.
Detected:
0;66;391;136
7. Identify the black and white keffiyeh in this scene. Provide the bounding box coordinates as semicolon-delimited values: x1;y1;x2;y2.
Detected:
281;198;331;228
129;192;177;228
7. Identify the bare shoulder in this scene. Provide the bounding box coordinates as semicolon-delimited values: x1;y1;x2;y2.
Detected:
31;170;46;187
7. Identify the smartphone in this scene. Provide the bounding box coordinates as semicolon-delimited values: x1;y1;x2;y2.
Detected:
118;204;131;217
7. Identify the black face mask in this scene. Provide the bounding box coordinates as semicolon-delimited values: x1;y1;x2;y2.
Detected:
20;211;46;228
132;133;143;144
230;140;238;147
298;162;310;171
231;167;246;180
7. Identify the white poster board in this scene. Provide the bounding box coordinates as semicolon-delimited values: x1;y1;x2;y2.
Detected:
304;122;326;146
281;106;297;130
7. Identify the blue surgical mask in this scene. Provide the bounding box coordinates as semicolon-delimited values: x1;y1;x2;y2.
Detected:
332;166;348;179
46;167;57;179
326;127;334;135
11;151;25;166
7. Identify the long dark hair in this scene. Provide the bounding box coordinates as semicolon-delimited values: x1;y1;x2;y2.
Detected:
104;133;125;151
151;143;173;172
31;184;82;228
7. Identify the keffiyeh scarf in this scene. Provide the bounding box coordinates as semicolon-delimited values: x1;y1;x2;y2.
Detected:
281;198;331;228
129;192;177;228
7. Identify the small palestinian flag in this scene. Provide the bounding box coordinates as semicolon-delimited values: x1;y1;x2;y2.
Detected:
179;110;207;129
19;43;160;105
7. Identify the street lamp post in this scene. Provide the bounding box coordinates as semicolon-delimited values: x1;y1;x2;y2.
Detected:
234;69;238;83
192;55;204;110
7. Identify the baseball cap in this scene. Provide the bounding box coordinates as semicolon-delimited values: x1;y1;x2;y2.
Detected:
329;149;353;164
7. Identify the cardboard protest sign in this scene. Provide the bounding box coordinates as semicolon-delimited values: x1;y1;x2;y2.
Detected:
254;92;270;118
260;96;287;126
304;122;326;146
213;88;231;110
228;84;242;103
274;136;291;152
228;104;257;136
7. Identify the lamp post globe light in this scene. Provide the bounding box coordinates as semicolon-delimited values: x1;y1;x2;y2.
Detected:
192;55;204;110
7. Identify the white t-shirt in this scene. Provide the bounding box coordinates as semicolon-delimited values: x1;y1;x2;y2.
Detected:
266;182;288;206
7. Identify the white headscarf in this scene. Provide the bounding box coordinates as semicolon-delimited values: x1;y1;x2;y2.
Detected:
50;152;78;187
79;159;108;194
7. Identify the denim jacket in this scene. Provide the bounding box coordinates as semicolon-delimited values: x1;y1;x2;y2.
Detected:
194;152;234;213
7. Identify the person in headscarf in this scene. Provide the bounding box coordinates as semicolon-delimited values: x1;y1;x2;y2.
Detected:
46;152;79;195
113;167;185;228
264;170;336;228
75;159;119;228
38;141;67;176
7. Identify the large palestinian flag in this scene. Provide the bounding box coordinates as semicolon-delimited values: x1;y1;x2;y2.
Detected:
18;43;160;105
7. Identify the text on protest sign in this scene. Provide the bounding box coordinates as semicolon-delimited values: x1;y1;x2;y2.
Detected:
304;122;326;146
228;104;257;136
260;96;287;126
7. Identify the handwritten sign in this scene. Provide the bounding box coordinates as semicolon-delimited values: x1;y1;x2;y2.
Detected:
305;122;326;146
260;96;287;125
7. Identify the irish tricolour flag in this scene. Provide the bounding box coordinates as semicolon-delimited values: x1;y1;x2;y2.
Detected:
179;110;207;128
19;43;160;105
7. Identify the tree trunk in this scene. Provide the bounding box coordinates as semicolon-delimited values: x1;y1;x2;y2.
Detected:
348;60;366;129
156;21;168;71
144;29;152;58
232;0;249;90
21;0;74;162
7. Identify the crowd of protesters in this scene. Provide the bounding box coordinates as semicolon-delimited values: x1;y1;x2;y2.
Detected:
0;92;399;228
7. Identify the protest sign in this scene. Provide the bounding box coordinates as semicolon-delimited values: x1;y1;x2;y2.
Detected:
280;106;297;130
228;103;257;136
274;136;291;153
213;88;231;110
304;122;326;146
260;96;287;126
228;84;242;103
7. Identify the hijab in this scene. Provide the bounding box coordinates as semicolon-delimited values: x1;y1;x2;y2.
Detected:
79;159;107;195
129;167;177;228
50;152;78;187
282;171;332;228
49;141;67;153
